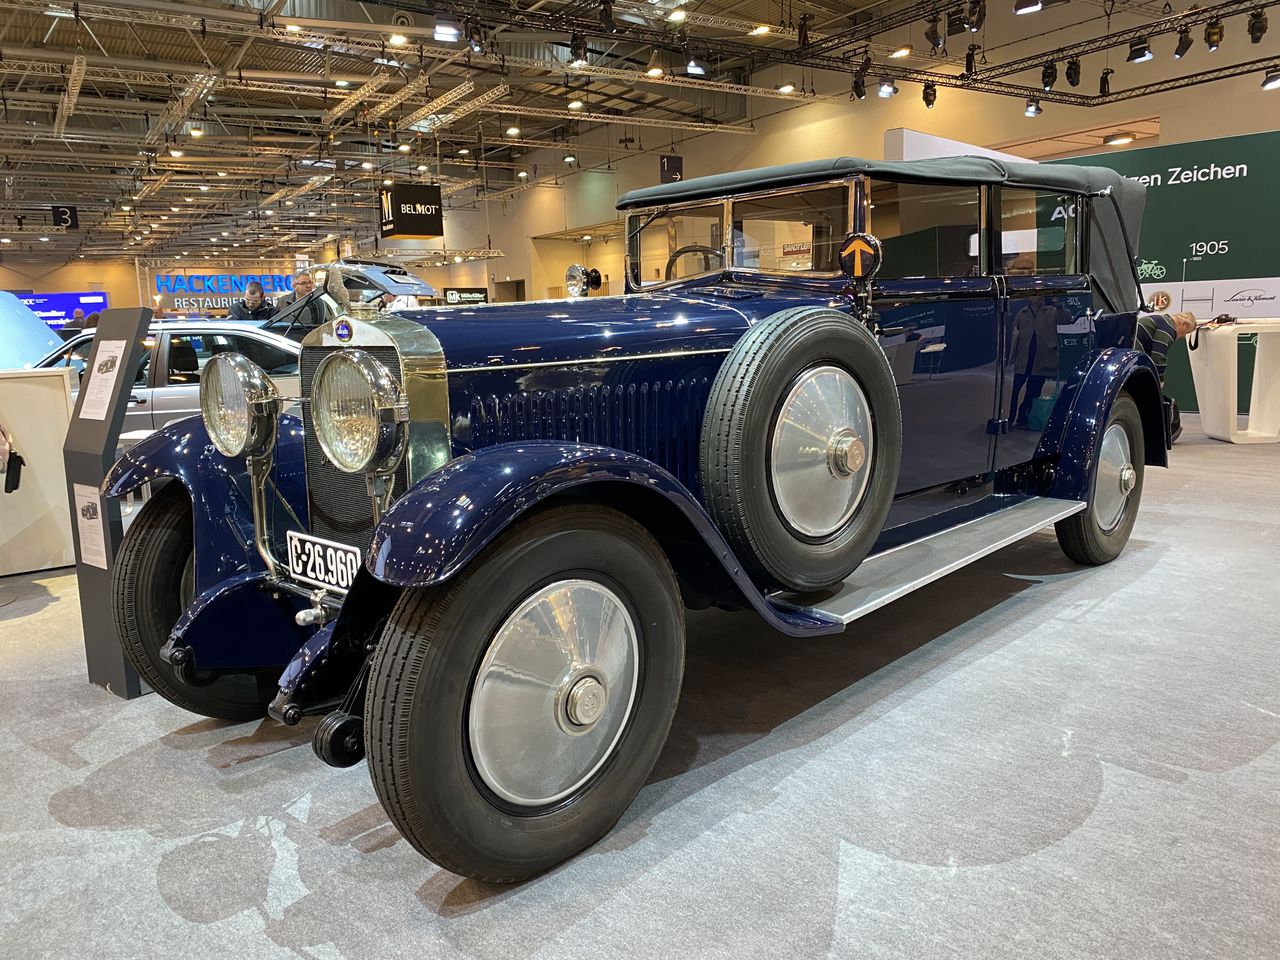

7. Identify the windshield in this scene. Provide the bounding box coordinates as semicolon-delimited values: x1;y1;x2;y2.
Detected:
627;184;853;287
628;203;725;287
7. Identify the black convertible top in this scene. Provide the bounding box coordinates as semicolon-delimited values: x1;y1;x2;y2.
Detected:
616;155;1147;312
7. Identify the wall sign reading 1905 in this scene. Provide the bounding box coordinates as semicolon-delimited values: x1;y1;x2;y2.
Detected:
379;183;444;240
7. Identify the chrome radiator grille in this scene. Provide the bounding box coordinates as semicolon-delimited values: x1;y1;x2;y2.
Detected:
465;378;711;489
299;344;407;549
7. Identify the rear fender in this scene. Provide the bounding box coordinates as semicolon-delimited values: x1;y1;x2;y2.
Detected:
1038;348;1167;501
101;415;308;592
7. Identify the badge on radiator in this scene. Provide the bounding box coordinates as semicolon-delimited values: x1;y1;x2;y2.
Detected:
335;318;353;342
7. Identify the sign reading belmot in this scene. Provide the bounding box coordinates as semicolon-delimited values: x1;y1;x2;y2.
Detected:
380;183;444;239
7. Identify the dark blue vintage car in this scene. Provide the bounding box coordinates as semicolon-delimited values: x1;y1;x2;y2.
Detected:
104;156;1165;882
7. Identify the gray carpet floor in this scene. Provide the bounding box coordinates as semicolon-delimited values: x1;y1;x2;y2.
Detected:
2;414;1278;960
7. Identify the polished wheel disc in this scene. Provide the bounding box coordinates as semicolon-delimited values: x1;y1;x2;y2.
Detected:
769;365;874;538
468;579;639;808
1092;422;1134;533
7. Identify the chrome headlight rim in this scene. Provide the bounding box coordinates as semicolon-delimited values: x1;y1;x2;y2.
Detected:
311;348;408;475
200;353;280;459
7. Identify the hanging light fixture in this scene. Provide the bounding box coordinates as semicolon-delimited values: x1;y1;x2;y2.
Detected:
1248;9;1268;43
1024;96;1042;116
600;0;616;33
851;72;867;100
889;43;912;58
878;79;899;97
924;17;944;51
922;82;937;108
1042;61;1058;90
1065;56;1081;86
965;44;980;74
1014;0;1042;14
1205;18;1225;51
1099;67;1114;95
776;81;797;94
645;49;666;76
1263;68;1280;89
966;0;986;32
1173;26;1193;58
569;33;589;68
1126;38;1153;63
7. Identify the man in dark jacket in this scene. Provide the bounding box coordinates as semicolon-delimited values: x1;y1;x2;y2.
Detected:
228;281;277;322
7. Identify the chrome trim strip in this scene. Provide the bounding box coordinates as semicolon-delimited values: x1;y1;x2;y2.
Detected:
447;346;733;374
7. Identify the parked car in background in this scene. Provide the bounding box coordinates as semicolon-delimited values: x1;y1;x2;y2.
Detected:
104;157;1166;884
38;321;300;434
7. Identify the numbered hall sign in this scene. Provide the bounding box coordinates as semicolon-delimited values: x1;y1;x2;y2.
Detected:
51;205;79;230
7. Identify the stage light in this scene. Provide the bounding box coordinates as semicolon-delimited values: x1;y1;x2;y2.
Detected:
570;33;588;67
879;79;898;97
776;82;796;93
1174;25;1193;58
851;73;867;100
924;18;943;50
889;43;912;58
1014;0;1041;14
1024;96;1042;116
685;54;706;76
1099;67;1114;95
1263;69;1280;90
1042;61;1057;90
1205;18;1224;51
966;0;986;32
1248;9;1267;43
1126;38;1153;63
922;82;937;108
1065;56;1081;85
965;44;980;74
568;98;585;109
646;49;665;76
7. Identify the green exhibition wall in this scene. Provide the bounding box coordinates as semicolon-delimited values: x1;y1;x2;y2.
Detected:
1053;131;1280;412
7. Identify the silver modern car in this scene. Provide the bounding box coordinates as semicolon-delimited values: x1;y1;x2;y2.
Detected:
37;320;301;435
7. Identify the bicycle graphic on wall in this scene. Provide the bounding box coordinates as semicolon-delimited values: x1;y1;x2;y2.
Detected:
1137;259;1167;280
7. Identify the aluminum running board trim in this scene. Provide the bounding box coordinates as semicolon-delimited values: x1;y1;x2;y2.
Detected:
772;497;1087;626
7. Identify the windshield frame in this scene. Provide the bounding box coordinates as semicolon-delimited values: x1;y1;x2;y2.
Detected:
625;178;856;291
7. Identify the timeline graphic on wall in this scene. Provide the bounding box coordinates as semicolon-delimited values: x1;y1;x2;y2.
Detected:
1056;131;1280;410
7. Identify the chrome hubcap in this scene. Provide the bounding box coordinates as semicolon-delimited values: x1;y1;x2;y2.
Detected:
468;579;639;808
1092;422;1134;533
770;365;874;538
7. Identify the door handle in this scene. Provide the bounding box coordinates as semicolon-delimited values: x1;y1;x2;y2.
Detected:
128;395;147;406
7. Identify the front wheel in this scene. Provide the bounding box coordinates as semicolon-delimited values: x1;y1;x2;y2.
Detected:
364;505;685;882
1056;393;1145;565
110;484;275;720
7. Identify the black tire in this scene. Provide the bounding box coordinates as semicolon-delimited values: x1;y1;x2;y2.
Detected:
1056;393;1145;565
700;306;902;592
111;484;274;721
364;505;685;883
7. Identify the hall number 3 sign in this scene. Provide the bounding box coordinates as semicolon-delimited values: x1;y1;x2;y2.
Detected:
51;204;79;230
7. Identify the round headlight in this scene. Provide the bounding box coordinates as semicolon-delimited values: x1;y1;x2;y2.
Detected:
566;263;589;297
311;349;407;474
200;353;280;458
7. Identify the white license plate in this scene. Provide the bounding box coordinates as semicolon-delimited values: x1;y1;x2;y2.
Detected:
286;530;362;594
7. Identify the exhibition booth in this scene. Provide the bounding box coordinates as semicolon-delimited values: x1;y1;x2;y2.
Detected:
2;0;1278;956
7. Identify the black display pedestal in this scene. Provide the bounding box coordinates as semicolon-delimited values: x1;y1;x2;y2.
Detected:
60;307;153;699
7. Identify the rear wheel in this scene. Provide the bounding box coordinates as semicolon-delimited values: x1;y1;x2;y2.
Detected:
1056;393;1145;565
364;505;684;882
111;484;274;720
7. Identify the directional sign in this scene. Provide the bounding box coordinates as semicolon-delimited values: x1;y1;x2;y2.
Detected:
839;232;882;280
660;154;683;184
51;204;79;230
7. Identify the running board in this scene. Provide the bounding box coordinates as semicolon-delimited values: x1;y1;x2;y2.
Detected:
772;497;1086;626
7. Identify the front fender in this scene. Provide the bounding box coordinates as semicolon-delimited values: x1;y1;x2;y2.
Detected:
1038;348;1167;501
367;442;844;636
101;415;308;593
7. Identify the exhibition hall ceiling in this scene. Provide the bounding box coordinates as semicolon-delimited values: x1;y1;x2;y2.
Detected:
0;0;1274;262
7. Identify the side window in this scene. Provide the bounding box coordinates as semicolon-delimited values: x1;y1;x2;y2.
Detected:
136;337;155;385
867;180;984;279
732;186;849;273
166;333;297;385
1000;189;1079;275
227;335;298;376
58;338;94;373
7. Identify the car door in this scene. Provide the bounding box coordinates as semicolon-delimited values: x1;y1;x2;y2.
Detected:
866;178;1000;495
992;187;1093;469
150;329;300;429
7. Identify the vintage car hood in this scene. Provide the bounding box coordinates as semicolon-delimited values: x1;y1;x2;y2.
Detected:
397;286;829;371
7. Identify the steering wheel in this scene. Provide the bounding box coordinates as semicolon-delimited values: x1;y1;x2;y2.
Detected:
664;244;725;281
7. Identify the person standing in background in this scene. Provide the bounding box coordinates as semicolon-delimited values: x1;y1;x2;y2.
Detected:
228;281;277;322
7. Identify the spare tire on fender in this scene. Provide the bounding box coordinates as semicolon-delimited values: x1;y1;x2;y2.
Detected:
700;306;902;592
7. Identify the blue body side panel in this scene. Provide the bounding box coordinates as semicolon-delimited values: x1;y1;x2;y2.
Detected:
102;414;309;594
366;442;845;637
